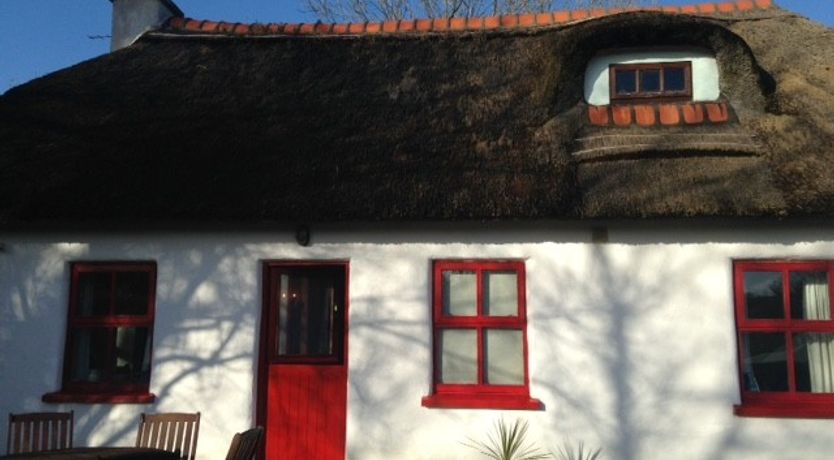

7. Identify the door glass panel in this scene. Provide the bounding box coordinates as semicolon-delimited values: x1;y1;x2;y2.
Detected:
439;329;477;384
615;69;637;94
77;272;111;317
790;272;830;320
664;67;686;91
793;333;834;393
115;272;150;315
742;332;788;392
275;269;341;359
745;272;784;319
484;329;524;385
71;328;110;382
640;69;661;92
484;272;517;316
113;327;151;383
443;271;477;316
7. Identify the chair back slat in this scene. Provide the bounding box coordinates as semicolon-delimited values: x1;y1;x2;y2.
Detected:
224;427;264;460
136;412;200;460
7;412;74;455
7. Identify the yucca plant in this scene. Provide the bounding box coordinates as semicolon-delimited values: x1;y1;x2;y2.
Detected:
552;441;602;460
464;417;552;460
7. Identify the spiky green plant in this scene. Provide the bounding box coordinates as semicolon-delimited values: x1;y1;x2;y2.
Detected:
464;418;552;460
552;441;602;460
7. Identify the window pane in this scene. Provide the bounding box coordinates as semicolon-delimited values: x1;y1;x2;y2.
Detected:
484;272;518;317
664;67;686;91
277;272;338;357
77;272;111;317
745;272;784;319
443;272;477;316
742;333;788;392
794;333;834;393
114;272;150;315
790;272;830;320
484;329;523;385
70;328;110;382
615;69;637;94
640;69;661;92
439;329;477;384
113;327;151;383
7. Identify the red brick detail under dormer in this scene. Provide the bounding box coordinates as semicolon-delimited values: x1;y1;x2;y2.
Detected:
588;102;731;127
161;0;775;38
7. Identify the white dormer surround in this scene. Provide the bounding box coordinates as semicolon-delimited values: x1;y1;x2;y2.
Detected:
584;49;720;106
110;0;184;51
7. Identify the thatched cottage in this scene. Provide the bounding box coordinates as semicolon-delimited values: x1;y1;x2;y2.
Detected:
2;0;834;459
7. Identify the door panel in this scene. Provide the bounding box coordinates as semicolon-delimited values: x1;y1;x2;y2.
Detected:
261;263;348;460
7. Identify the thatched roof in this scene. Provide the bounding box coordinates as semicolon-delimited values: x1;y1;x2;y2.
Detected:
1;0;832;227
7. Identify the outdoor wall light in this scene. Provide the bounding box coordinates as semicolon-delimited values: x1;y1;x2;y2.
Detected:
295;225;311;247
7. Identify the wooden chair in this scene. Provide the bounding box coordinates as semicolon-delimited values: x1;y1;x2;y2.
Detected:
135;412;200;460
224;427;264;460
7;411;74;454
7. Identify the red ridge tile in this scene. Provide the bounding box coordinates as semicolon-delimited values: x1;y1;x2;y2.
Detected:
518;14;536;27
314;22;332;33
659;105;681;125
234;23;251;34
347;22;365;34
662;6;680;13
736;0;755;11
680;5;699;14
588;106;610;126
382;20;398;33
718;2;736;12
267;23;282;34
433;18;450;31
535;13;554;26
682;104;705;124
634;105;657;127
571;10;589;21
366;22;382;33
612;106;632;126
200;21;218;32
553;11;571;23
607;7;624;14
467;17;484;30
754;0;772;8
500;15;519;28
590;8;606;18
332;23;348;34
706;102;729;122
217;22;235;33
483;16;500;29
250;23;269;34
698;4;717;13
416;18;433;31
449;17;466;31
184;19;202;31
399;19;416;32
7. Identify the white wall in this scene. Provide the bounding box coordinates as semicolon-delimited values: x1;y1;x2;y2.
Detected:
584;49;721;106
1;223;834;460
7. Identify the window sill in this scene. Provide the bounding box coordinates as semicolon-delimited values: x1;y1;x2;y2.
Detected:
734;403;834;419
42;391;156;404
422;394;543;410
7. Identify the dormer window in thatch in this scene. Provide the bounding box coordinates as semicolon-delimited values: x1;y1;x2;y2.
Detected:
610;62;692;102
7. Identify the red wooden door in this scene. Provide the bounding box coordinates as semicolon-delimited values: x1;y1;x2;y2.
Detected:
260;263;348;460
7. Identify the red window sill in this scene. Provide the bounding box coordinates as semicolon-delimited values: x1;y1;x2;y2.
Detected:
734;403;834;419
42;391;156;404
422;394;543;410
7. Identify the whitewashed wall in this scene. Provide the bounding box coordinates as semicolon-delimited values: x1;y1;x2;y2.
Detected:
1;223;834;460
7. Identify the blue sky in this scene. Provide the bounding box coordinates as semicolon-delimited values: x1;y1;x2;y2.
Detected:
1;1;831;94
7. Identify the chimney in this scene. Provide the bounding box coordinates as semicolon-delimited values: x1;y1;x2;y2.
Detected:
110;0;184;51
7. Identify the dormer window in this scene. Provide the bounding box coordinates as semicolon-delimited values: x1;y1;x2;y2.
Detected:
610;62;692;101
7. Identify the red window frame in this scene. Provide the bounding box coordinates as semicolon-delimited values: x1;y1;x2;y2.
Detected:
609;62;692;101
43;262;157;404
421;260;542;410
733;260;834;418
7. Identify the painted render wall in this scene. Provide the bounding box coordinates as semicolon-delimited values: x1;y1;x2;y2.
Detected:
1;223;834;460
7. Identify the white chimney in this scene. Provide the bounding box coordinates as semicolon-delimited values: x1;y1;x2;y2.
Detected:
110;0;184;51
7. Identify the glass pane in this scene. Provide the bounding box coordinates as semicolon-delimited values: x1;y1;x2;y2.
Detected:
77;272;111;317
439;329;477;384
794;333;834;393
640;69;661;92
276;271;339;357
113;327;151;383
115;272;150;315
742;333;788;392
485;329;524;385
615;69;637;94
71;328;110;382
484;272;518;316
443;272;477;316
664;67;686;91
745;272;784;319
790;272;830;320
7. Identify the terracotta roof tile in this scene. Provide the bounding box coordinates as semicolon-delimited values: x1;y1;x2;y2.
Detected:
160;0;776;38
